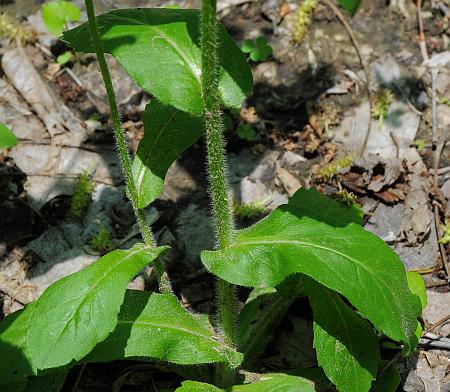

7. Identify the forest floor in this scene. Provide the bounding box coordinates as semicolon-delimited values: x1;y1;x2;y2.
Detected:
1;0;450;390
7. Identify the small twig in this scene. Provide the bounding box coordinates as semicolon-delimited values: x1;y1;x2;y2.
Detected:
424;314;450;334
320;0;373;157
426;280;449;288
420;332;450;351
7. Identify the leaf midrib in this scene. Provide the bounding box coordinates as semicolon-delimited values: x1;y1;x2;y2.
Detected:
105;13;201;83
119;318;223;347
225;239;408;337
39;246;151;365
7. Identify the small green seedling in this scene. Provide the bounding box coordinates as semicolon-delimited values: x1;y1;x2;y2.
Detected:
440;96;450;106
42;0;81;36
236;123;256;141
56;51;73;65
0;2;423;392
371;89;394;128
439;220;450;245
89;226;114;255
233;200;265;220
241;36;273;62
412;139;426;151
70;171;94;219
0;123;17;148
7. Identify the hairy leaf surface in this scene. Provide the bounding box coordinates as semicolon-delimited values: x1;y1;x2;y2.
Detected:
132;100;204;208
201;188;421;350
62;8;252;115
28;244;168;369
88;290;242;367
176;373;315;391
305;278;380;392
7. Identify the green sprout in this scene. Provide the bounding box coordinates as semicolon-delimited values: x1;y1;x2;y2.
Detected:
0;123;17;148
241;36;273;62
439;221;450;245
89;226;114;255
233;200;266;220
236;123;256;141
70;172;94;219
293;0;318;43
371;89;394;128
42;0;81;36
57;51;73;66
412;139;426;151
440;96;450;106
317;155;353;182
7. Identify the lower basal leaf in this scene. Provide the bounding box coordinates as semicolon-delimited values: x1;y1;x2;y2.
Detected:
28;244;168;369
305;278;380;392
201;188;421;350
87;290;242;367
176;373;316;391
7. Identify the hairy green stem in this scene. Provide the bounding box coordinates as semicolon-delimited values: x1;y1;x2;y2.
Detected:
200;0;238;386
84;0;171;294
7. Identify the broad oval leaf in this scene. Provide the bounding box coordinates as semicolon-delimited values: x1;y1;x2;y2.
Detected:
305;278;380;392
132;100;204;208
0;123;17;148
176;373;315;391
87;290;242;367
28;244;168;369
201;188;421;350
62;8;253;115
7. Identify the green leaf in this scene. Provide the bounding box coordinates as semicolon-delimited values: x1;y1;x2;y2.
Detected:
0;305;37;385
42;1;81;36
337;0;362;16
176;373;315;391
27;244;168;369
0;123;17;148
62;8;252;115
201;188;421;351
132;100;204;208
406;271;427;309
289;187;363;226
87;290;242;367
370;361;401;392
56;51;73;66
305;278;380;392
236;123;256;141
241;37;272;62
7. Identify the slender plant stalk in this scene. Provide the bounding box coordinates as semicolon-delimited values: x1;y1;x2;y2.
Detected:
84;0;171;293
200;0;238;386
